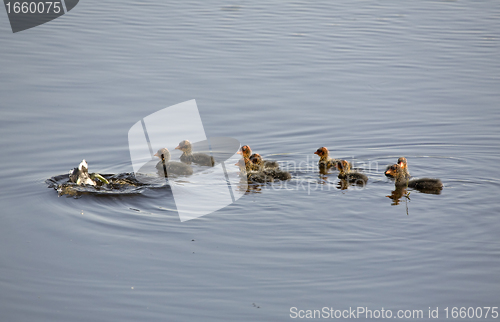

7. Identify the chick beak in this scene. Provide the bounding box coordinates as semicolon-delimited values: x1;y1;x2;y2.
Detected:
237;150;242;155
175;145;181;150
154;152;159;157
314;151;319;155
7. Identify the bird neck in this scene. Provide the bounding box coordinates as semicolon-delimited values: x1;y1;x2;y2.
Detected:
338;168;349;175
394;167;409;185
243;157;253;171
161;153;170;163
337;162;351;175
319;154;331;162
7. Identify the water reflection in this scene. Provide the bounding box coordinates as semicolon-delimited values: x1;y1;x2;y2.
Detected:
336;178;362;190
387;185;410;206
318;165;331;176
387;183;442;207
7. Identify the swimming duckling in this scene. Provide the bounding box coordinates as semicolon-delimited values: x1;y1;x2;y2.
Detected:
235;158;274;183
385;164;443;191
385;157;411;179
155;148;193;177
237;145;253;159
235;156;260;172
314;147;339;169
250;154;291;181
335;160;368;184
69;160;95;185
175;140;215;166
237;145;279;169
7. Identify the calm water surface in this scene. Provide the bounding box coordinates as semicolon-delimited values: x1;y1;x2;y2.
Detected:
1;0;499;321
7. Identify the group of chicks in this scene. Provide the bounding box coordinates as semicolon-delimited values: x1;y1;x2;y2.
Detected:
315;146;443;191
154;140;215;177
235;145;292;183
154;142;294;183
314;146;368;184
384;156;443;190
68;141;442;193
68;140;214;185
236;145;442;192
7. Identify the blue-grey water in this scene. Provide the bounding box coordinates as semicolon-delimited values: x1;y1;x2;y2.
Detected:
1;0;500;321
